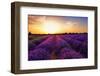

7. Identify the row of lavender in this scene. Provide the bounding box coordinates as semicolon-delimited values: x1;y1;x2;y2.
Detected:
28;33;88;61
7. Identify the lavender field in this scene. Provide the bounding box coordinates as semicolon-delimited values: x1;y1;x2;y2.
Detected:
28;33;88;61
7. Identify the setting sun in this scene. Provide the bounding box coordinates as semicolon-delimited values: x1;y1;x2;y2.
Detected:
43;21;60;34
28;15;88;34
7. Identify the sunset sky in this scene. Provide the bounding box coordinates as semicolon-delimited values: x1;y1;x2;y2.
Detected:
28;15;88;34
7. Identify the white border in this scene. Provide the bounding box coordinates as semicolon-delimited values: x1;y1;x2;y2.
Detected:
20;7;95;70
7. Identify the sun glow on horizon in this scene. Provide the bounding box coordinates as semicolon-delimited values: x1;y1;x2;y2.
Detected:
28;15;88;34
43;21;61;34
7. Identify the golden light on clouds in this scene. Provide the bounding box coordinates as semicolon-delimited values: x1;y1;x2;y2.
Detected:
28;15;88;34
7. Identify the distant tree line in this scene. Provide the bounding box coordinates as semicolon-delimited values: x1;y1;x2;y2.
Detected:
28;32;87;35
